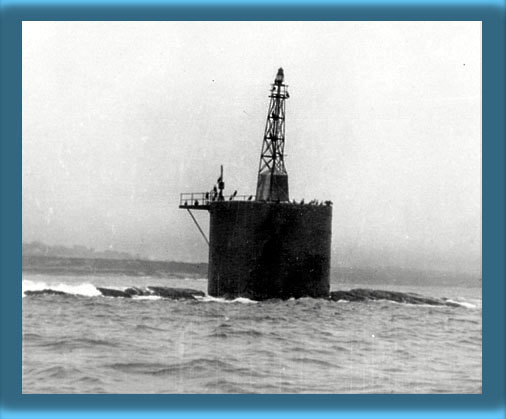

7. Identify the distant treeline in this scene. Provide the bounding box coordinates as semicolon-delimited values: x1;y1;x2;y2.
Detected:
22;241;207;278
22;255;208;278
333;266;481;288
23;241;138;260
23;242;480;286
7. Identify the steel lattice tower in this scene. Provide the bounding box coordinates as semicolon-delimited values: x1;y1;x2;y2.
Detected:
255;68;290;202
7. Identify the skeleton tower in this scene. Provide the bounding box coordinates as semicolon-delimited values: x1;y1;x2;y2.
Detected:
256;68;290;202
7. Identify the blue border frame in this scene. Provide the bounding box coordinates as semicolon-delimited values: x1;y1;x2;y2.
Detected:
1;1;504;418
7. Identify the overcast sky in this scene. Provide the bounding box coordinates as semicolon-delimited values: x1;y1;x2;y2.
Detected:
22;21;481;274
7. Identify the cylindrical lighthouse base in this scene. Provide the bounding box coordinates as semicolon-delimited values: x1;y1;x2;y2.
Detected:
208;201;332;300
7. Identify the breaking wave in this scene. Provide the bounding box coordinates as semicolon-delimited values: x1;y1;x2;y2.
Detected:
22;280;101;297
23;280;204;300
196;295;258;304
22;280;478;308
329;289;478;309
444;299;478;309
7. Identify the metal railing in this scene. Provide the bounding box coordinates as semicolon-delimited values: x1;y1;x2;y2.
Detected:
179;192;254;207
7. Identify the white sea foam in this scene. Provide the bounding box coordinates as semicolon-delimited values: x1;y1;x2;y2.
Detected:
22;279;479;310
445;299;477;309
22;279;49;294
231;297;258;304
195;295;258;304
22;280;101;297
131;295;162;301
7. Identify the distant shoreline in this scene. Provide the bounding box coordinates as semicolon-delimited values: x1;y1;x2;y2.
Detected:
22;255;480;287
22;255;207;279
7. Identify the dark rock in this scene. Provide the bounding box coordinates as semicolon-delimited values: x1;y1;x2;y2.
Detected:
97;287;132;298
441;298;461;308
329;289;459;307
147;286;205;299
123;287;148;296
329;290;365;302
24;289;69;296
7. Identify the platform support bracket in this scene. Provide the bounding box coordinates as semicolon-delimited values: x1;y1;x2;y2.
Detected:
186;209;209;246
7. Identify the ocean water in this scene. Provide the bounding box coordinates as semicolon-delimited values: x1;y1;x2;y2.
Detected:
22;273;482;394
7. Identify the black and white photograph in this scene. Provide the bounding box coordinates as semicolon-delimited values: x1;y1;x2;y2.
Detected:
22;21;481;394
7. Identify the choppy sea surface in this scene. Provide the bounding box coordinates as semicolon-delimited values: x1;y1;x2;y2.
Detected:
22;274;481;394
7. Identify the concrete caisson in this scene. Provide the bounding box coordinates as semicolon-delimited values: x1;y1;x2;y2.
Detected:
208;201;332;300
